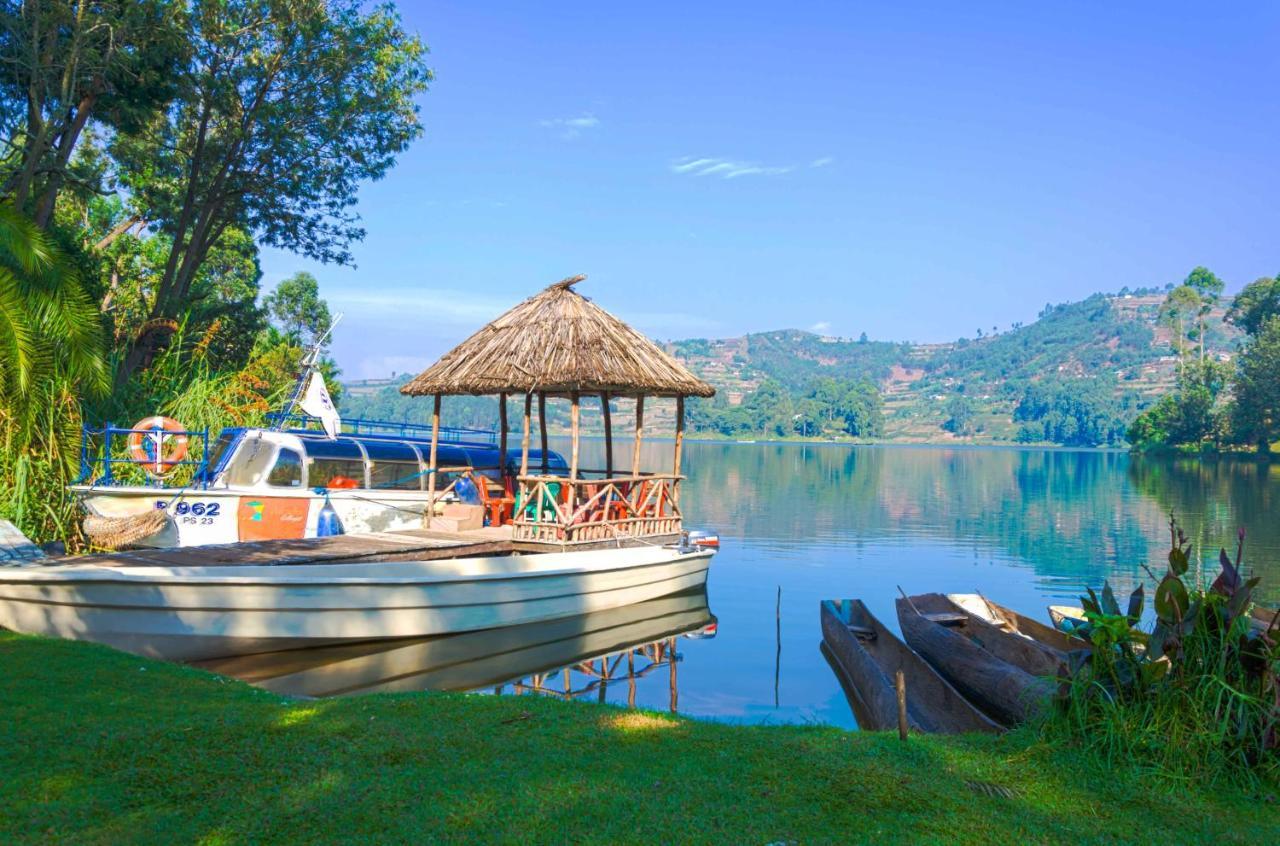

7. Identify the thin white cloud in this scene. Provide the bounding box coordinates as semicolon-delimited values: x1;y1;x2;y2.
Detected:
810;321;832;334
328;289;510;325
810;156;834;168
539;113;601;139
669;156;794;179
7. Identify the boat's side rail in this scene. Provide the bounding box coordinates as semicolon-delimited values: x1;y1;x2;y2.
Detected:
78;423;214;489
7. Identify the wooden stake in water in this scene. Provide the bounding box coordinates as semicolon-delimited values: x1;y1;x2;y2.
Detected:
896;670;908;741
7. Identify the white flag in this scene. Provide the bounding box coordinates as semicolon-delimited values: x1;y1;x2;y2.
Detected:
300;371;341;439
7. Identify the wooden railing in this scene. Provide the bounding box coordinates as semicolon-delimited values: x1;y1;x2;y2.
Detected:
511;473;683;543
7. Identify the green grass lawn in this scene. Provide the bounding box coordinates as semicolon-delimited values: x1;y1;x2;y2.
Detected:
1;631;1276;845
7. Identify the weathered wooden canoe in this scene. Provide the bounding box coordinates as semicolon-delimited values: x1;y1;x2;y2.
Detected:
1048;604;1088;635
945;593;1081;678
896;593;1056;726
1253;605;1278;634
821;599;999;734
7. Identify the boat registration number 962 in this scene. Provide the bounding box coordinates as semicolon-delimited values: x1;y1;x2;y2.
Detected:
154;500;222;524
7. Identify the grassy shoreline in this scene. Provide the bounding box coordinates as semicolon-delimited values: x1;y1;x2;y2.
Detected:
2;631;1276;845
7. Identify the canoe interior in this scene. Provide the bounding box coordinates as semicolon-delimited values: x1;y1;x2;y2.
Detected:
896;594;1054;727
952;594;1083;655
820;599;999;734
937;593;1071;679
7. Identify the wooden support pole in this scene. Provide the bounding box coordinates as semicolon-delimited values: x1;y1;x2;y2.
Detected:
896;670;908;741
673;395;685;505
426;394;441;515
627;650;636;708
631;395;645;478
520;393;532;478
602;391;613;477
569;391;580;514
498;392;508;481
538;392;548;474
669;636;678;713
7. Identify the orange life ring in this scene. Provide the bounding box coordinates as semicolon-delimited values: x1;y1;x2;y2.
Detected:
127;416;189;475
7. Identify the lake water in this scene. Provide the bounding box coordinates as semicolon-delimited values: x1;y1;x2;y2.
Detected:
207;442;1280;729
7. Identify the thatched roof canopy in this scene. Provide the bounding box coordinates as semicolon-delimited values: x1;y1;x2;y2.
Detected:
401;276;715;398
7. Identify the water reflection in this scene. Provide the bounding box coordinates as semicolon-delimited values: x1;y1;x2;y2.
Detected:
193;441;1279;729
196;589;715;708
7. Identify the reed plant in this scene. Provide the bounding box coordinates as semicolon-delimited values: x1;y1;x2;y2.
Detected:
1042;518;1280;787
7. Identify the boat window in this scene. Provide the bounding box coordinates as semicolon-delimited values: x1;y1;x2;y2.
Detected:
266;449;304;488
310;458;366;489
370;461;424;490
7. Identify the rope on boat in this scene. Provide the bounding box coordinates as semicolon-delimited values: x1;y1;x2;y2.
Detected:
82;510;171;550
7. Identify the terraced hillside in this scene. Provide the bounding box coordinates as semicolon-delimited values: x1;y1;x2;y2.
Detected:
343;291;1241;444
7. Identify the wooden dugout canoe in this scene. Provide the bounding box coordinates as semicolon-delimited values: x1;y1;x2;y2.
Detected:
945;593;1082;678
821;599;999;734
896;593;1057;727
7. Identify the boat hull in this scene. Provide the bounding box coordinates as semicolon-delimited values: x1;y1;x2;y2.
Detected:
0;547;713;661
896;594;1055;727
821;599;999;734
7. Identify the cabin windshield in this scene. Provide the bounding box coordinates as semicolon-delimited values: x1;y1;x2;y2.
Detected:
266;448;304;488
205;430;242;479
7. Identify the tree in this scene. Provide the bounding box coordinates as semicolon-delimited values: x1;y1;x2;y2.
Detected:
1159;284;1203;376
112;0;430;383
0;0;186;226
1183;266;1224;363
1228;317;1280;454
943;395;976;436
0;203;105;399
264;271;331;349
1226;275;1280;338
0;202;108;541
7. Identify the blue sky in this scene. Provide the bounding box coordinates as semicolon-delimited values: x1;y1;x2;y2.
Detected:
259;1;1280;379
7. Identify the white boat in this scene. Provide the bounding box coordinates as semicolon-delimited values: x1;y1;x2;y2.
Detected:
0;545;712;661
73;419;562;549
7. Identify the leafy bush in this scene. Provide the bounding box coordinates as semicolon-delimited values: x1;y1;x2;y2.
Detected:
1045;517;1280;785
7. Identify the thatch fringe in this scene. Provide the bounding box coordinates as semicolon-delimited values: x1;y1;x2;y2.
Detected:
401;276;714;398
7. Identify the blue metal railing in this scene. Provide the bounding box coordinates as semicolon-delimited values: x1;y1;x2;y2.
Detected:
266;413;497;446
77;423;213;489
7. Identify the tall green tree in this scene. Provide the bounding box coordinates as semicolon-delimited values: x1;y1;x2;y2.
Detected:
1228;317;1280;454
1226;275;1280;338
112;0;430;384
1183;266;1224;363
264;271;332;349
0;0;185;226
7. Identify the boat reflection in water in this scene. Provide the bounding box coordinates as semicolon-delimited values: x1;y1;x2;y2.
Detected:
195;588;715;710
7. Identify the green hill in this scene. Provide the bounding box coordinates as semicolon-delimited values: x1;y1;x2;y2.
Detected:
342;289;1242;446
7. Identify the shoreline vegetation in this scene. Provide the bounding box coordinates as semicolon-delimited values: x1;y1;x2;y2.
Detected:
2;630;1276;845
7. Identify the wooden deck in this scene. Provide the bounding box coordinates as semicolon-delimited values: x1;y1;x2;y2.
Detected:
64;527;517;568
58;526;680;568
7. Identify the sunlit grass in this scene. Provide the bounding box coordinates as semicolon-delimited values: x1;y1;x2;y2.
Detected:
1;630;1276;845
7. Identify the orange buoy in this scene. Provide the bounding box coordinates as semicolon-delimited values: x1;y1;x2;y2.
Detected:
127;416;189;476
